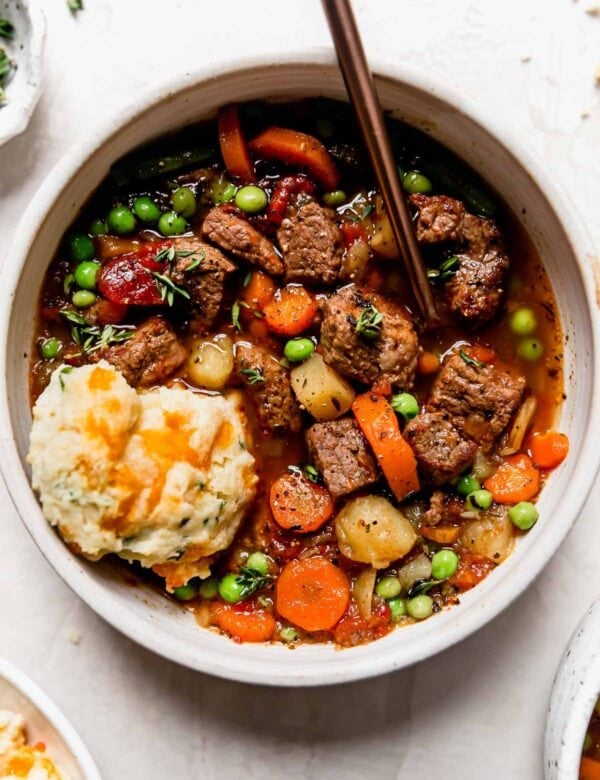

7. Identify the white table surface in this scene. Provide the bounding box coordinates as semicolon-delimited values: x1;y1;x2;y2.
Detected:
0;1;599;777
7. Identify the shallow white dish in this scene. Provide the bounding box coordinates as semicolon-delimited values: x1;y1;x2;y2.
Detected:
0;657;101;778
0;52;599;687
0;0;45;146
545;601;600;778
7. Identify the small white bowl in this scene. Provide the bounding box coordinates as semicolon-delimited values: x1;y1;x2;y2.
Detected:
1;52;599;686
0;657;101;779
0;0;45;146
545;601;600;778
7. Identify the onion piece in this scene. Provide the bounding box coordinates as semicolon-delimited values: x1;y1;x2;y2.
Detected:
397;554;432;593
471;449;498;481
353;566;377;619
500;396;538;456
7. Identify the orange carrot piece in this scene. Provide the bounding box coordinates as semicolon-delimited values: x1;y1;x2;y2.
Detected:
468;344;495;364
448;552;495;592
218;104;255;182
352;393;420;501
240;270;276;311
484;453;541;504
417;351;441;375
215;606;276;643
580;757;600;780
263;285;318;336
275;557;350;632
269;471;334;533
530;430;569;469
420;525;460;544
248;127;340;190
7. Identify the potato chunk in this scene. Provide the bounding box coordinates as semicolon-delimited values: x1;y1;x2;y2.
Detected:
335;496;417;569
459;508;514;563
186;333;234;389
290;353;355;421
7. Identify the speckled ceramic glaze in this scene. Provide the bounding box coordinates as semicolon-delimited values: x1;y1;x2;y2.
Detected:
545;601;600;778
0;0;45;146
0;54;598;686
0;657;101;778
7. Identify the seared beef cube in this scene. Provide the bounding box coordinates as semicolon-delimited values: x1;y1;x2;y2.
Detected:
404;412;477;485
277;200;344;286
427;352;525;448
422;490;445;526
409;194;465;244
235;343;302;435
305;418;379;498
92;316;188;388
170;238;236;331
202;207;284;276
320;285;419;389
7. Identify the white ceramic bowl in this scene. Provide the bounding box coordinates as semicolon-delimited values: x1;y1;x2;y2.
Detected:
1;52;599;686
545;601;600;778
0;0;45;146
0;657;101;778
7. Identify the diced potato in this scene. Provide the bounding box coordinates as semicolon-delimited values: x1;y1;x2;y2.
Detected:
340;238;370;283
369;197;399;260
186;334;234;389
335;496;417;569
290;353;355;421
459;508;514;564
96;235;141;260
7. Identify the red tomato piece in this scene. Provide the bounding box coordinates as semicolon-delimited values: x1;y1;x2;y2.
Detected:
98;253;164;306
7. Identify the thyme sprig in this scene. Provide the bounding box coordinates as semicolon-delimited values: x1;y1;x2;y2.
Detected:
355;304;383;340
459;349;485;370
0;18;14;39
240;367;264;385
234;566;273;599
152;272;191;307
61;310;134;354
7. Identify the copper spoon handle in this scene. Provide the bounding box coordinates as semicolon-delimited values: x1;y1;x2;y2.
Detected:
322;0;440;327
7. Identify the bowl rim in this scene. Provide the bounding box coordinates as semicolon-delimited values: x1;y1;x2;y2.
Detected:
1;49;599;686
0;657;101;778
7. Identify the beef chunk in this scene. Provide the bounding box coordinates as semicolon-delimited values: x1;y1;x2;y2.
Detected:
92;316;188;388
320;285;419;389
409;194;510;326
170;237;236;331
404;412;477;485
277;200;344;286
423;490;445;526
305;418;379;498
235;343;302;435
427;352;525;448
202;207;284;275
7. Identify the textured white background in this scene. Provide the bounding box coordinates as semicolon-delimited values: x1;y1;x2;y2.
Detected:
0;1;599;778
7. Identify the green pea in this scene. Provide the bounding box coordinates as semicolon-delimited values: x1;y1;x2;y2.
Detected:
72;290;96;308
133;196;161;224
402;171;433;195
211;177;237;205
158;210;187;236
322;190;347;207
388;598;406;622
107;205;137;235
198;577;218;599
74;261;100;291
508;501;539;530
280;626;299;643
407;594;434;620
39;338;61;360
315;118;335;139
456;473;481;497
375;576;401;599
284;338;315;363
234;185;268;214
509;307;537;336
431;549;459;580
390;392;419;420
246;551;270;575
67;233;95;263
218;573;245;603
89;218;107;236
517;337;544;362
171;187;197;218
467;489;493;510
173;582;198;601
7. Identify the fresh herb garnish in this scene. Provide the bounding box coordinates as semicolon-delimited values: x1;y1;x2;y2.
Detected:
231;301;242;332
242;270;252;287
355;304;383;340
0;18;14;39
347;203;373;222
67;0;83;14
240;367;264;385
61;310;134;355
407;578;443;599
153;245;197;265
303;464;320;483
184;253;204;273
63;273;75;295
152;272;191;307
58;366;73;390
0;48;12;104
428;255;459;282
234;566;273;599
459;349;485;369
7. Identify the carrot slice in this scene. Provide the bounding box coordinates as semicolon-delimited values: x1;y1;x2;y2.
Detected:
416;351;440;375
484;453;540;504
468;344;495;364
263;285;318;336
580;757;600;780
215;606;276;643
275;557;350;632
530;430;569;469
240;270;276;311
352;393;420;501
270;471;334;533
218;104;255;182
420;525;460;544
249;127;340;190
